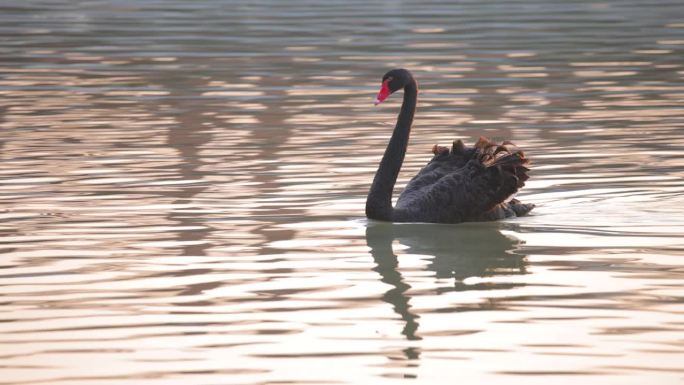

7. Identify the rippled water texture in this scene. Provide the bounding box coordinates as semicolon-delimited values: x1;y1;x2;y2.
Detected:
1;1;684;384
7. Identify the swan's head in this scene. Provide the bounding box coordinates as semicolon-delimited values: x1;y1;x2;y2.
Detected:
374;68;414;106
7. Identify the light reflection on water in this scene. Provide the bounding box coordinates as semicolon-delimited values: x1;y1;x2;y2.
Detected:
1;0;684;384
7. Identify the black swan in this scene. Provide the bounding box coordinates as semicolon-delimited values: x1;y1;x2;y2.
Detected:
366;69;534;223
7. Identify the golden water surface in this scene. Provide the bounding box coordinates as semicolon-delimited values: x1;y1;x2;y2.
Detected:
1;1;683;384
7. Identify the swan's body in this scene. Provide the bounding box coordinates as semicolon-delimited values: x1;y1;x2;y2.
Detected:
366;69;534;223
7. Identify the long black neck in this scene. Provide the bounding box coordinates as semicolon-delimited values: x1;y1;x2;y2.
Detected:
366;78;417;221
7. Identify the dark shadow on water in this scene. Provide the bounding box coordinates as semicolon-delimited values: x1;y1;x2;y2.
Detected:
365;221;528;344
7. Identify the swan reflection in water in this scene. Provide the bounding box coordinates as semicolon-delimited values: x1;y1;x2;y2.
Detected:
365;221;529;344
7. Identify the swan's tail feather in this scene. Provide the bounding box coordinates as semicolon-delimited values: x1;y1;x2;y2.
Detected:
509;198;535;217
465;137;533;217
472;136;530;189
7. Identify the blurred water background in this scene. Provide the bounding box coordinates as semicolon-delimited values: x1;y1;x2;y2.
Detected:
1;1;683;384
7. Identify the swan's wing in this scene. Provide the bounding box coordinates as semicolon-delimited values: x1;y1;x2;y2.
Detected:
398;137;531;223
435;140;530;222
397;140;476;204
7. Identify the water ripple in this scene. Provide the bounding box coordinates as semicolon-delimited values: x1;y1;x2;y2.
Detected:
1;1;684;384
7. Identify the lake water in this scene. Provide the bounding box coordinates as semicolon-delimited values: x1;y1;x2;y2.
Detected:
1;1;683;384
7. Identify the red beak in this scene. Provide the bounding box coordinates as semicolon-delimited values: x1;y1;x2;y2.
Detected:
374;79;391;105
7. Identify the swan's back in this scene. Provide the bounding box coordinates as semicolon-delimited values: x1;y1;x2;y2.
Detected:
395;137;533;223
397;139;475;207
